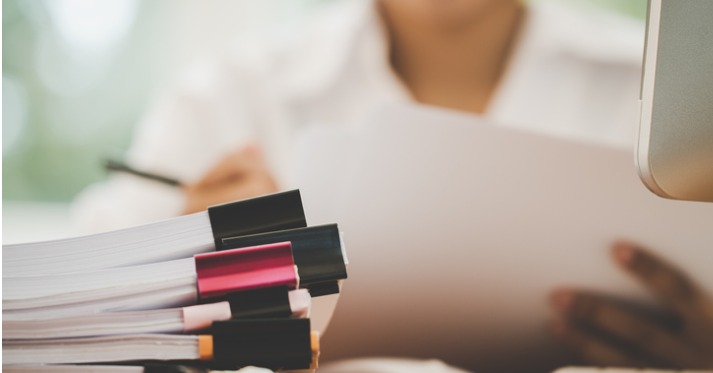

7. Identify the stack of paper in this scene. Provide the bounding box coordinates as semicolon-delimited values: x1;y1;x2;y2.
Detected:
3;190;348;372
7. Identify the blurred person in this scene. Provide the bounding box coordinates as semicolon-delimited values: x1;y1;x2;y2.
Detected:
74;0;642;230
72;0;711;371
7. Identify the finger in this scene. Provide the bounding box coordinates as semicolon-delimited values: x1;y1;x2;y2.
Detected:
205;176;277;204
552;290;706;368
199;146;267;186
198;151;249;185
183;175;278;214
552;319;651;367
612;242;703;317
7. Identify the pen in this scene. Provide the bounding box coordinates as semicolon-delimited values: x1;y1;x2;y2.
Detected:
104;159;182;187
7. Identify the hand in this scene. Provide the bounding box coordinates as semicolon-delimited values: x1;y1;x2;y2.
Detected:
182;145;278;214
550;242;713;369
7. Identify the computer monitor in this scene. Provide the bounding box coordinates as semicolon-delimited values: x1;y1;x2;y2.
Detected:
637;0;713;202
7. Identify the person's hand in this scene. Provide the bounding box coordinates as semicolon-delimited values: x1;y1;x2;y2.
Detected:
550;242;713;369
182;145;278;214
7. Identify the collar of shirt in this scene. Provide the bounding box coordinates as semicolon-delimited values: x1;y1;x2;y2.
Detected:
276;0;644;104
487;1;645;146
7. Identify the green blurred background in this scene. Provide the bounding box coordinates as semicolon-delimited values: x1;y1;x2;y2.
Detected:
3;0;323;203
2;0;646;241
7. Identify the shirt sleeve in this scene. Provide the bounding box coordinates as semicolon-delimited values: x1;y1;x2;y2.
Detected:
71;58;260;234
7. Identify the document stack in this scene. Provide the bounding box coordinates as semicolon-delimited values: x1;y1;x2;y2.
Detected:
3;190;348;372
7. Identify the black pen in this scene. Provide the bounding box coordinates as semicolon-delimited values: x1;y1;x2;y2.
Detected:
104;159;182;187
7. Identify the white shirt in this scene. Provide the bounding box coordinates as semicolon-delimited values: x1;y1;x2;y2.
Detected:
73;0;644;234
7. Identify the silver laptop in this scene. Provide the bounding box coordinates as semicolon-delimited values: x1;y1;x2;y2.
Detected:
637;0;713;202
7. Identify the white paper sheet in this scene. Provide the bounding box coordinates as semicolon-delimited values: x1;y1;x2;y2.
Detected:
294;104;713;373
